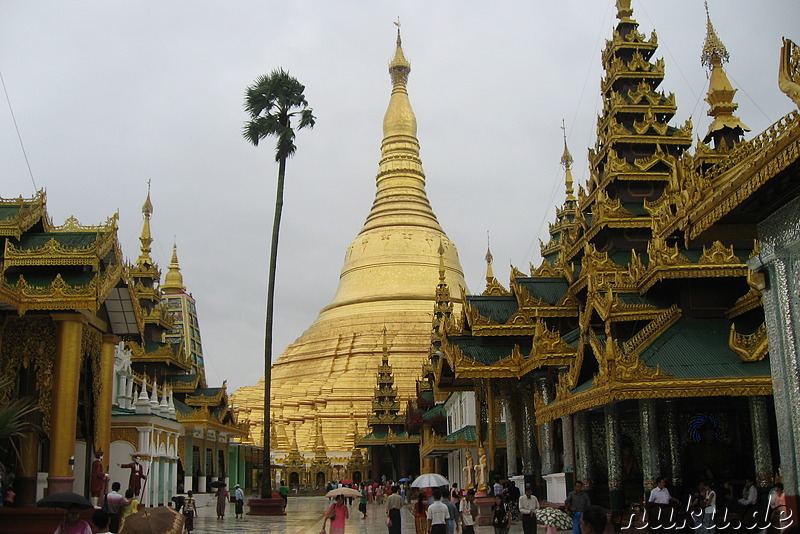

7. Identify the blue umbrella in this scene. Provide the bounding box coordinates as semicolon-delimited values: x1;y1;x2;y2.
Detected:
398;478;410;482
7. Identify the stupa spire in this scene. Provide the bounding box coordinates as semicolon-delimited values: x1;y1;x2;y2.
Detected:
701;1;749;149
560;120;575;201
485;234;495;285
136;180;154;268
162;240;186;293
361;23;441;234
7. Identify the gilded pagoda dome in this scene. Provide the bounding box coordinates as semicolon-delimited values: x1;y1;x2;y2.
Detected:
232;28;468;453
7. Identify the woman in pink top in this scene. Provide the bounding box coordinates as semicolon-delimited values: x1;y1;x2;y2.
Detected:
322;494;349;534
52;505;92;534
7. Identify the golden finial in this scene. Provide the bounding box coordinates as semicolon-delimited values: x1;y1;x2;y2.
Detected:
389;18;410;86
561;120;575;200
615;0;633;21
485;232;495;283
162;240;186;292
142;179;153;216
438;240;446;283
701;1;729;69
382;327;390;364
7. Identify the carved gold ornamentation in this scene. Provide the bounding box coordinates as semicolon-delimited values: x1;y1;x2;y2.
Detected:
729;323;769;362
779;37;800;108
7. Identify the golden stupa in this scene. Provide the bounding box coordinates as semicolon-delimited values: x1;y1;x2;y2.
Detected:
232;28;468;454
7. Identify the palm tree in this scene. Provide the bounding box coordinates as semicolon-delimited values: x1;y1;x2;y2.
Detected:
0;376;39;472
243;68;314;498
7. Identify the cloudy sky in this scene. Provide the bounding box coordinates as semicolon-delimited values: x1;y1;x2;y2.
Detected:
1;1;797;393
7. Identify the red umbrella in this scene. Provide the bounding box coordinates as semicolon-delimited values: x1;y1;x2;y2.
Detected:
341;479;353;484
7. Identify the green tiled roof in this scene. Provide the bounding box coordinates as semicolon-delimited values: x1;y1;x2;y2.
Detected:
193;387;222;398
419;390;434;403
467;295;518;323
621;203;649;216
562;328;581;347
571;378;594;395
422;404;446;421
18;232;98;250
173;398;192;415
444;423;506;442
640;318;770;379
5;271;95;288
170;374;199;384
0;205;21;221
515;277;570;305
448;335;532;365
143;340;181;355
616;293;657;307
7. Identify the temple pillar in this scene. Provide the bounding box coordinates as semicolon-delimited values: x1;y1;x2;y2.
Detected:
184;433;194;492
750;195;800;518
96;335;118;473
605;403;622;510
474;380;486;458
502;393;518;477
47;313;87;495
17;431;39;506
664;400;682;488
519;380;535;477
537;376;555;475
574;411;592;489
486;381;496;473
561;414;575;487
434;456;442;475
639;399;659;492
371;446;381;478
749;396;774;487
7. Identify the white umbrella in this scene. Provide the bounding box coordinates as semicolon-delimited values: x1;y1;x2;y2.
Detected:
326;487;362;498
410;474;449;488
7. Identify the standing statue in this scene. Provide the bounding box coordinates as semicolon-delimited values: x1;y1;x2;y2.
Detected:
119;454;148;497
463;450;475;490
474;445;488;493
90;449;109;507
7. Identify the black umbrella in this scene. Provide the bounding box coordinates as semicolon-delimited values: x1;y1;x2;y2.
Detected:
209;480;227;488
36;492;93;510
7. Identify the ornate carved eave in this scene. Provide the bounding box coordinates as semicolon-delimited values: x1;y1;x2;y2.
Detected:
535;375;773;424
726;287;762;319
729;323;769;362
639;239;749;292
684;110;800;242
0;191;49;238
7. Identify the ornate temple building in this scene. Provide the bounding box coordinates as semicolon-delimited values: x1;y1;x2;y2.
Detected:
0;188;256;518
431;0;800;517
231;28;469;481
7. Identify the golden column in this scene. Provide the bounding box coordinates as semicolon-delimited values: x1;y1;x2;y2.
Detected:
96;335;119;471
47;313;87;495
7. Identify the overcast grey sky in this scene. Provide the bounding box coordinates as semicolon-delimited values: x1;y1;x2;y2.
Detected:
1;1;797;393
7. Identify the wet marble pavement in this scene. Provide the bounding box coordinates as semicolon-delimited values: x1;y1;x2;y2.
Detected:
190;496;543;533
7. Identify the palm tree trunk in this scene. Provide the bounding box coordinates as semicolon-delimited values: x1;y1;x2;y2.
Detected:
262;156;287;498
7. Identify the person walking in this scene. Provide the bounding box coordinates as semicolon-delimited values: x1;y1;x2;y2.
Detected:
460;489;478;534
322;494;349;534
698;480;717;534
279;480;289;511
234;483;245;518
120;488;139;528
103;481;126;534
441;491;459;534
492;494;510;534
580;505;607;534
216;486;229;519
519;485;540;534
386;485;403;534
183;490;198;533
359;485;369;519
427;488;449;534
565;480;591;534
414;492;429;534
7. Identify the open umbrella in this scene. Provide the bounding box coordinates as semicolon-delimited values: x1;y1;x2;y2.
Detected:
36;492;93;510
536;507;573;530
209;480;227;488
326;487;362;498
340;478;353;484
398;478;410;482
410;474;449;488
119;505;184;534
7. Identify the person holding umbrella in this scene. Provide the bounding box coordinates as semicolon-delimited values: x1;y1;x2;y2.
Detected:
322;494;349;534
53;504;93;534
215;484;229;519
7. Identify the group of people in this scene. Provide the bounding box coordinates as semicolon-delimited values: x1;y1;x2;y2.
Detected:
645;475;790;533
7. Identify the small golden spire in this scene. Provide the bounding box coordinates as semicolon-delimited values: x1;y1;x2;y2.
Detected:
162;240;186;293
700;1;749;147
615;0;633;21
701;1;729;69
389;18;410;87
381;327;390;364
560;120;575;201
136;182;154;268
438;240;446;283
485;233;495;284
